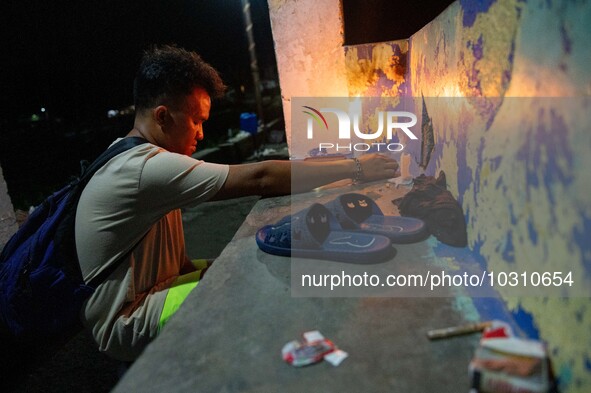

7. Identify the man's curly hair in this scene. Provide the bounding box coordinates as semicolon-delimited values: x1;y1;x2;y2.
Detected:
133;44;226;111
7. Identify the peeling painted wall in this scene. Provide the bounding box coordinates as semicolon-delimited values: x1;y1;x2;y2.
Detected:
267;0;349;152
344;0;591;391
269;0;590;390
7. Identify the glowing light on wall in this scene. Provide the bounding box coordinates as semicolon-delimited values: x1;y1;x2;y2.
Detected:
441;82;463;97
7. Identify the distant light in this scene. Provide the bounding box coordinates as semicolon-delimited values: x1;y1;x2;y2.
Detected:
40;107;46;112
107;109;119;118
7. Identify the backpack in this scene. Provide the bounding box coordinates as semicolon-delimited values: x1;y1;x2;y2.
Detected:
0;137;147;339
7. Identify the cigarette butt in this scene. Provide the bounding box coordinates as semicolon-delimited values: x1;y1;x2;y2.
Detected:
427;321;492;340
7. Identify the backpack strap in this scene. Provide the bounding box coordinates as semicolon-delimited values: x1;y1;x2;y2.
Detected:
79;137;148;185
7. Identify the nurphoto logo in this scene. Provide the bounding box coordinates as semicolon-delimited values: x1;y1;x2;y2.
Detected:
302;104;418;153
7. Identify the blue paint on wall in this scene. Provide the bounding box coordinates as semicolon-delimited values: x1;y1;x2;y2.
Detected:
503;40;516;88
560;22;572;54
471;297;522;334
516;134;539;198
474;137;486;207
508;202;517;226
501;231;515;263
572;212;591;279
345;42;407;97
471;34;484;59
456;131;473;205
543;109;574;191
517;107;575;208
575;306;584;323
346;0;590;386
355;45;373;62
472;236;488;270
527;218;539;246
467;55;483;95
511;305;540;340
494;175;504;190
374;69;396;94
460;0;498;27
490;156;502;171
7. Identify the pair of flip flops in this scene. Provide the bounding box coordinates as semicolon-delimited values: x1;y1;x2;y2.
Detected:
256;193;428;262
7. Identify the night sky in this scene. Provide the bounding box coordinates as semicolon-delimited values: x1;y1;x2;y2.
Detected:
0;1;277;208
1;0;276;124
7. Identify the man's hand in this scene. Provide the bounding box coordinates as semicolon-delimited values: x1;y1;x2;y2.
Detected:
357;153;399;182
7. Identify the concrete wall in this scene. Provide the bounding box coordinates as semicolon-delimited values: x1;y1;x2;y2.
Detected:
269;0;590;391
267;0;349;152
405;2;591;391
0;164;18;250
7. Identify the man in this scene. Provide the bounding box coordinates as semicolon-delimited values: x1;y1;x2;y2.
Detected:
75;45;398;361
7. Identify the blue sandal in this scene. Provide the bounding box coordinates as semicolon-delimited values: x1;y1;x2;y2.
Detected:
256;204;393;263
324;193;428;244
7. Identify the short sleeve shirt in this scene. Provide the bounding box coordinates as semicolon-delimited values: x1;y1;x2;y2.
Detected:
75;139;229;359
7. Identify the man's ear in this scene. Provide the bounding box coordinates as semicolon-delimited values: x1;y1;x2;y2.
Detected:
153;105;168;127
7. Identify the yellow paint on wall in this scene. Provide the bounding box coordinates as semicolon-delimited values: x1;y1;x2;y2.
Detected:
458;0;522;99
406;1;591;391
345;41;408;97
519;297;591;392
340;0;591;390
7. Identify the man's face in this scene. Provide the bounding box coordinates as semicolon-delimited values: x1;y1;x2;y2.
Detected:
164;87;211;156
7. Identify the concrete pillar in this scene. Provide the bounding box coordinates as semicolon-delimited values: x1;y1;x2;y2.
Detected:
0;164;18;250
267;0;350;154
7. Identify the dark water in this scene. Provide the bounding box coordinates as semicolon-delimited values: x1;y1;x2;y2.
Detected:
0;110;238;210
0;118;126;209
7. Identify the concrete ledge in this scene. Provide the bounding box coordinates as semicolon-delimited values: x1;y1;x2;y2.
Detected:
114;181;515;393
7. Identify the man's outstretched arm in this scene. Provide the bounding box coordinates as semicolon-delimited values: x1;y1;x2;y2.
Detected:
211;153;398;200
